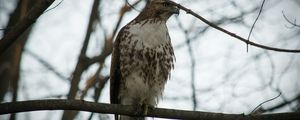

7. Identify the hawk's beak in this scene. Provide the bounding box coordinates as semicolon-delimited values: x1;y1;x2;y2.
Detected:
171;7;180;15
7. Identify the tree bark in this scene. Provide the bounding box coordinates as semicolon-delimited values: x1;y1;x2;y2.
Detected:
0;99;299;120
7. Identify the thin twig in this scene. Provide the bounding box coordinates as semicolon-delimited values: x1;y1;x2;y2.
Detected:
176;17;197;110
282;11;300;28
174;4;261;49
247;0;266;52
125;0;140;12
25;49;69;81
44;0;64;13
251;92;282;114
261;94;300;112
167;1;300;53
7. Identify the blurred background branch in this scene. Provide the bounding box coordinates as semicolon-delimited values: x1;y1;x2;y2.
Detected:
0;0;55;54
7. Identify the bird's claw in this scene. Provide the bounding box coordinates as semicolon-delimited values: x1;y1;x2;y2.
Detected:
142;104;154;116
143;104;148;115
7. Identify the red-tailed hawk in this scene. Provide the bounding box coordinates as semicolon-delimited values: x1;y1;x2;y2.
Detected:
110;0;178;120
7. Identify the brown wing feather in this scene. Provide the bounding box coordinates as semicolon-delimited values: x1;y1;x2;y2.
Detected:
110;35;120;104
110;26;126;120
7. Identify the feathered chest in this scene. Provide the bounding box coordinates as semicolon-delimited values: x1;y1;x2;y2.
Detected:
119;20;175;82
126;20;170;49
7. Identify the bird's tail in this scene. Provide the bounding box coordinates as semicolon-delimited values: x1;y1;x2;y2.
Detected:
120;115;144;120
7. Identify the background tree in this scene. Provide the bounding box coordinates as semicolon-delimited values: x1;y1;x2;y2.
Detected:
0;0;36;119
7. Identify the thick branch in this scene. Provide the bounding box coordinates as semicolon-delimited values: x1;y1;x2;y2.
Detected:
0;99;299;120
0;0;55;55
168;1;300;53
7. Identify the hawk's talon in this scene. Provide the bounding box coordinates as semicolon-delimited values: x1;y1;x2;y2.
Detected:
142;104;154;116
143;104;149;115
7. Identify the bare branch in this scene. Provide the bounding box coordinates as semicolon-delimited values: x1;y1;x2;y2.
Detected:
174;4;260;49
282;11;300;28
125;0;141;13
251;92;281;115
62;1;142;119
261;94;300;112
176;18;197;110
80;65;103;99
168;1;300;53
0;0;55;55
247;0;266;52
0;99;299;120
87;75;109;120
24;49;69;81
62;0;103;119
66;0;102;100
44;0;64;13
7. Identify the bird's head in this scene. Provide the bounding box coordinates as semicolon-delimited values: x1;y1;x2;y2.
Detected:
136;0;179;21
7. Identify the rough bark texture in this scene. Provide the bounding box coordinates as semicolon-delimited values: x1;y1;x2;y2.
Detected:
0;99;299;120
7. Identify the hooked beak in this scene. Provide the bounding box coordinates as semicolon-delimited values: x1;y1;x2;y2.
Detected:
171;6;180;15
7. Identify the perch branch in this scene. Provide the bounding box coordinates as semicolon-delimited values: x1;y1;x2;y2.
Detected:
0;99;299;120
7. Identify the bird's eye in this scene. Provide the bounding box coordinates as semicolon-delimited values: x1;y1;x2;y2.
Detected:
163;2;170;7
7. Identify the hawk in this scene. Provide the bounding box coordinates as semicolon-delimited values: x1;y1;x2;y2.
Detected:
110;0;179;120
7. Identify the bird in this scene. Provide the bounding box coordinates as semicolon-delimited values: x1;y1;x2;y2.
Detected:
110;0;179;120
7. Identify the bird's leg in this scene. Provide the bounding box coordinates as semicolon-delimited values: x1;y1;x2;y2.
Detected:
142;104;148;115
142;104;155;116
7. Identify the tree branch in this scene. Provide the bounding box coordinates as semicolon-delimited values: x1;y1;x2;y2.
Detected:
176;18;198;110
24;49;69;81
168;1;300;53
0;99;299;120
0;0;55;55
261;94;300;112
66;0;102;101
247;0;265;52
282;11;300;28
